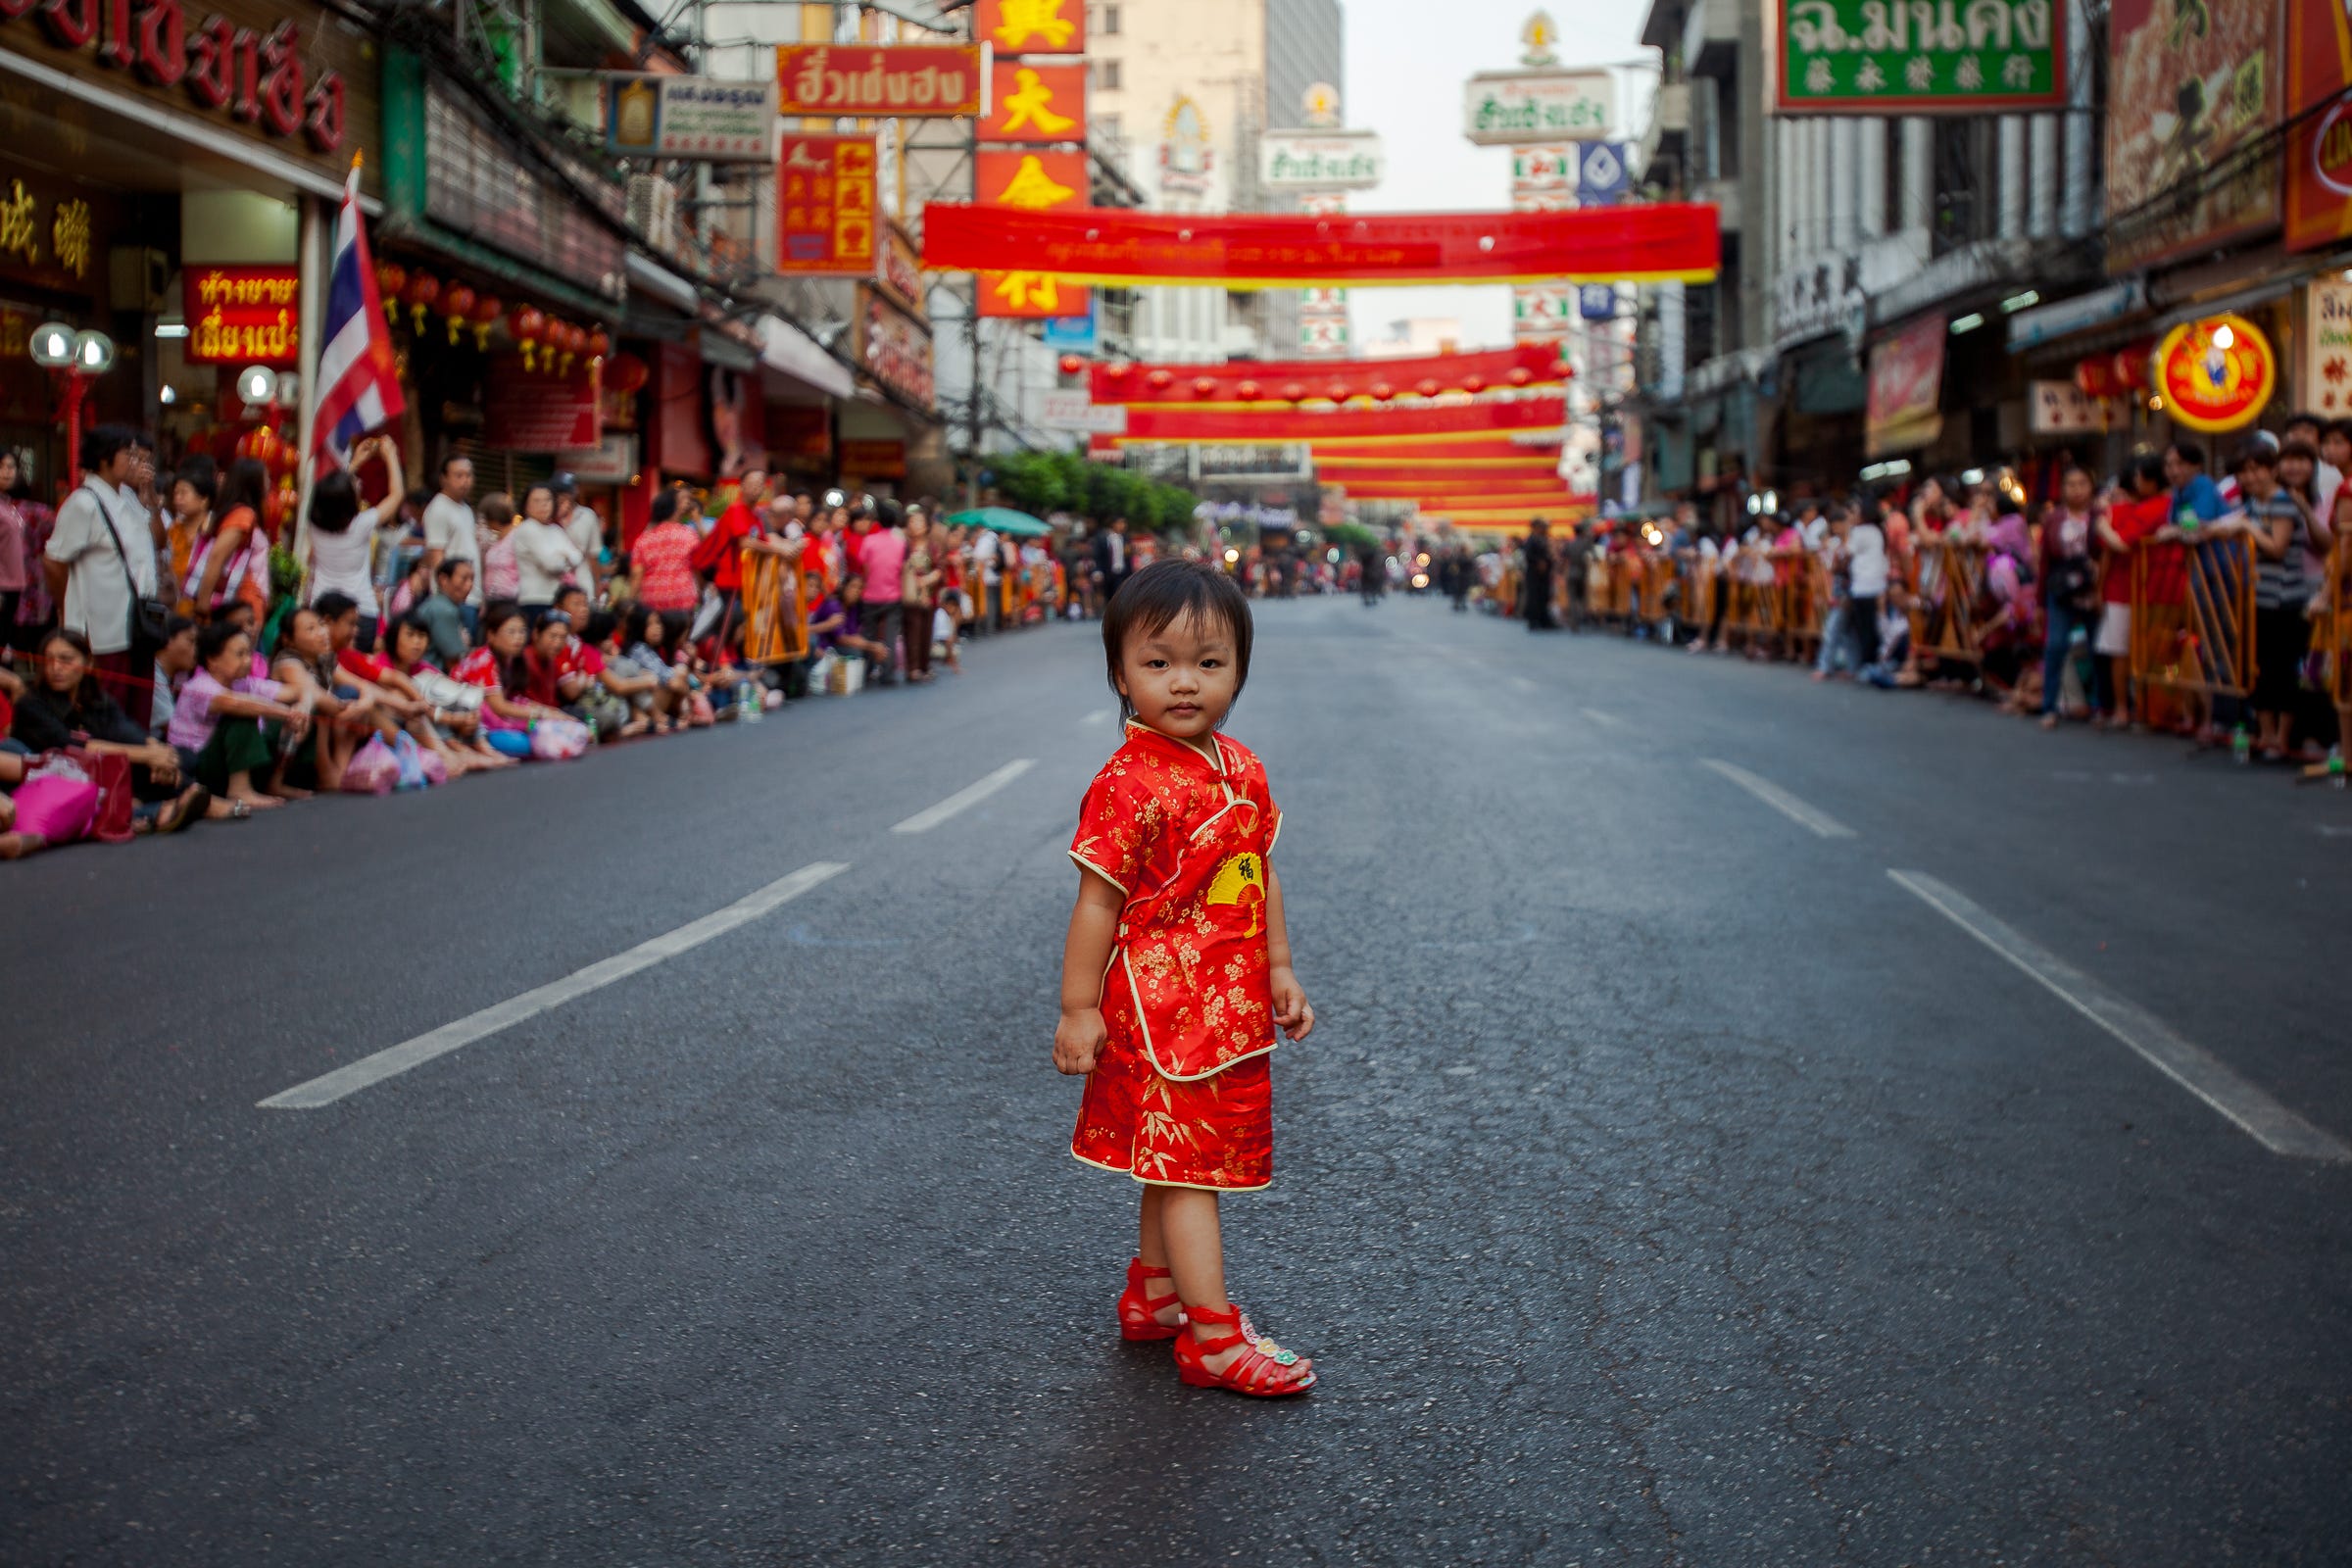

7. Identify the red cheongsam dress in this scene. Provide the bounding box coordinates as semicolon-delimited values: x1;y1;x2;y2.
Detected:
1068;720;1284;1191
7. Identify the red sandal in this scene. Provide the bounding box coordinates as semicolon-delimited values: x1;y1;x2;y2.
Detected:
1171;1301;1315;1396
1116;1257;1185;1342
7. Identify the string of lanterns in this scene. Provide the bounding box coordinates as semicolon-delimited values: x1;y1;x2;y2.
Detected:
371;263;613;377
1054;354;1573;404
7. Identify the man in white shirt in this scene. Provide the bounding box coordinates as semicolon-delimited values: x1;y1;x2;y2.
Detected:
43;426;157;715
419;454;480;622
552;472;604;605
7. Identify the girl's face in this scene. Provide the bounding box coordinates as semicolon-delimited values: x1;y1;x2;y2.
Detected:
0;452;18;491
392;622;428;667
2061;470;2093;511
172;480;207;520
642;615;666;648
906;514;929;543
524;487;554;522
288;611;327;657
490;617;527;657
2281;453;2314;491
206;633;253;682
39;638;85;694
1115;608;1238;743
533;623;567;659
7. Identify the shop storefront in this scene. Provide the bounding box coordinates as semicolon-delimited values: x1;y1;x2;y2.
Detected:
0;0;379;502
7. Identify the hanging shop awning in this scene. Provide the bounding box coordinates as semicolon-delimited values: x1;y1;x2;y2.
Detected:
921;205;1720;287
759;315;858;401
1090;344;1569;405
949;507;1052;537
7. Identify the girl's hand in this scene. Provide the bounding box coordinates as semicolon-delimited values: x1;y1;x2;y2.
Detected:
1054;1006;1107;1076
1270;967;1315;1042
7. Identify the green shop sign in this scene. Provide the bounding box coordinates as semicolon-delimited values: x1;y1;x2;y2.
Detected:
1772;1;2066;115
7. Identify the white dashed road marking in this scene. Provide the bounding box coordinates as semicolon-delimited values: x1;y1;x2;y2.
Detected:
1700;759;1856;839
1888;870;2352;1163
1581;707;1625;729
892;759;1037;834
260;861;852;1109
1079;707;1116;728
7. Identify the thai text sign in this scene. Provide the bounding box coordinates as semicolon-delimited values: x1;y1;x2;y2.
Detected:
1865;314;1944;459
776;45;982;118
1260;130;1385;190
1772;1;2065;113
185;266;300;365
1463;71;1611;144
2303;278;2352;415
776;134;878;277
2156;316;2275;435
607;75;775;161
2285;0;2352;254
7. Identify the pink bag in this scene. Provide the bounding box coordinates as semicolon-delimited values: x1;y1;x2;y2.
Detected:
530;714;592;760
416;745;448;786
341;735;402;794
11;774;100;843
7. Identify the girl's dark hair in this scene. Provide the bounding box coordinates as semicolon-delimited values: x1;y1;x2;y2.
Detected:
309;466;361;534
2129;453;2167;492
174;454;219;506
583;610;618;647
37;626;103;710
218;458;269;518
1100;559;1252;723
624;602;660;646
197;619;247;665
387;611;430;662
478;602;530;695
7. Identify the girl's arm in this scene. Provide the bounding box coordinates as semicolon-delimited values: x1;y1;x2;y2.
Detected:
1264;863;1315;1042
1051;869;1125;1075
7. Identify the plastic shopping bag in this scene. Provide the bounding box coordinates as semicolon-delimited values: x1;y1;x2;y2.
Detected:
391;730;432;791
11;772;99;843
416;743;448;786
341;734;401;794
530;714;593;760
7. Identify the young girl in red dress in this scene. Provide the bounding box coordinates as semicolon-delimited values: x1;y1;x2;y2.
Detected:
1054;560;1318;1396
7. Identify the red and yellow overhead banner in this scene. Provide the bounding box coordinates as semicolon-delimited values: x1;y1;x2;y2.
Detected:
975;0;1084;55
1332;480;1573;500
776;45;983;117
923;203;1720;287
1423;503;1595;526
1310;438;1560;466
1090;343;1567;405
975;150;1091;319
1111;397;1566;446
985;62;1087;144
776;134;878;277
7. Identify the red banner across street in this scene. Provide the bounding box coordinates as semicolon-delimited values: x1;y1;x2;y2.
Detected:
1089;344;1568;405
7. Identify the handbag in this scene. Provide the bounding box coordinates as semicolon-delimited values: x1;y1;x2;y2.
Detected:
414;670;484;714
89;482;172;649
62;746;135;843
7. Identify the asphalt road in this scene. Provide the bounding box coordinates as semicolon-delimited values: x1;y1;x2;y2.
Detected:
5;594;2350;1566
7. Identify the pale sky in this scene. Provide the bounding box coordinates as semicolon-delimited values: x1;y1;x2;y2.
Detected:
1341;0;1658;351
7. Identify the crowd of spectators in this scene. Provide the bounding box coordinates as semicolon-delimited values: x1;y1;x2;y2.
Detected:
0;425;1128;860
1481;421;2348;769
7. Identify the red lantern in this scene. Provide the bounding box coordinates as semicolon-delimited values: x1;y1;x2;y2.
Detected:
604;351;650;395
1281;381;1306;401
1147;368;1174;391
441;283;477;346
2113;345;2150;391
1370;381;1395;402
1192;375;1218;398
402;272;440;335
510;306;547;370
1235;378;1261;401
1057;353;1086;375
1461;374;1486;393
1416;378;1441;398
235;426;282;466
270;439;299;479
1324;380;1349;402
2075;358;2113;399
263;481;296;539
1103;362;1132;379
1507;367;1533;386
587;327;611;360
375;263;406;325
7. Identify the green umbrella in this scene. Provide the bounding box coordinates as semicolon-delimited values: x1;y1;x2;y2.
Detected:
947;506;1052;538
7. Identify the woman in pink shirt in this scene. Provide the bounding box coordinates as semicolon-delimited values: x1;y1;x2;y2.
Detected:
171;621;311;811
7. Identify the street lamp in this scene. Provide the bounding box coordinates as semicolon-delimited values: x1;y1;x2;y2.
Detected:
29;322;116;488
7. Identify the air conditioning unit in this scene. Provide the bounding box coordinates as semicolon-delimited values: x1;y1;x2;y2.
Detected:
626;174;678;254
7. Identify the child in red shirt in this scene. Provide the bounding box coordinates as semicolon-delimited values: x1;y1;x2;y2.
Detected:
1055;561;1318;1397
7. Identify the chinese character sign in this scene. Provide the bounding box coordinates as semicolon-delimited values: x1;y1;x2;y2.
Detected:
1774;1;2066;114
975;0;1084;56
984;62;1087;144
776;135;879;277
974;150;1090;318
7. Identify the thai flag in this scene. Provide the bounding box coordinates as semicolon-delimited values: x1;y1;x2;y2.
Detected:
312;160;405;466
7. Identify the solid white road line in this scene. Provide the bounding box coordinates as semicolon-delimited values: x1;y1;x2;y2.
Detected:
1700;759;1857;839
1888;870;2352;1163
891;759;1037;835
1581;707;1626;729
259;862;851;1110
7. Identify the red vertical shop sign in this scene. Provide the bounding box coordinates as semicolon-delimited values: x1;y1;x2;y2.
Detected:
974;150;1091;319
2287;0;2352;253
775;133;880;277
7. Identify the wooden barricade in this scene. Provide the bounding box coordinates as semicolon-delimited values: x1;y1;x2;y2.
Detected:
1581;557;1610;620
2304;532;2351;782
1679;556;1716;638
1641;553;1676;634
1776;549;1825;661
1724;547;1776;651
2134;533;2255;710
1917;537;1986;672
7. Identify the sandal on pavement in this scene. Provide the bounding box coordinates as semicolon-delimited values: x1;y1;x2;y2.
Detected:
1171;1301;1315;1396
1116;1256;1184;1342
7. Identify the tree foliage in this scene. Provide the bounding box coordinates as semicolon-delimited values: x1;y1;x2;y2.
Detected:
988;450;1199;534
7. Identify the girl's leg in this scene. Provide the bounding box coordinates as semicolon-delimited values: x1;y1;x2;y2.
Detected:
1134;1186;1180;1327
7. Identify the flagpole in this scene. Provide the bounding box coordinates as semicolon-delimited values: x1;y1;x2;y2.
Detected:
289;154;347;580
